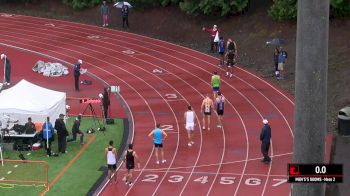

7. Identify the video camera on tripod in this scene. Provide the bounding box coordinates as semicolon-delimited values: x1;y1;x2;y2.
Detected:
79;97;106;133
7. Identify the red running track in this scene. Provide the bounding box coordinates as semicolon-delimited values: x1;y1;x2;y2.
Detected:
0;13;297;196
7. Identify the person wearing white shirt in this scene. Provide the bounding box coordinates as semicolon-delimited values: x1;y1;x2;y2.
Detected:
184;105;196;147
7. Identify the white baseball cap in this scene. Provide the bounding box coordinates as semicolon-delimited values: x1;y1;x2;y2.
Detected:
263;119;269;124
0;54;5;59
78;59;83;64
213;25;217;28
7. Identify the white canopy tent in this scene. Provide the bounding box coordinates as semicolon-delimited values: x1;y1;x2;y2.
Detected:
0;79;66;125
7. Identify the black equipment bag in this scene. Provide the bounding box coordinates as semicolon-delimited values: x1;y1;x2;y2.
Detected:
106;118;114;124
13;124;26;135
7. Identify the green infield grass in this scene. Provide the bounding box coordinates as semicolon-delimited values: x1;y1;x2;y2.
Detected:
0;117;124;196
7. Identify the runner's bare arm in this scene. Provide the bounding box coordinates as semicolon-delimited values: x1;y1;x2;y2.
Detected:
113;148;117;160
148;130;154;137
122;151;127;162
134;152;141;168
162;130;168;138
201;100;205;111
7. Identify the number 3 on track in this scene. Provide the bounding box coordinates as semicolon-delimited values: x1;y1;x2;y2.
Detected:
168;175;184;183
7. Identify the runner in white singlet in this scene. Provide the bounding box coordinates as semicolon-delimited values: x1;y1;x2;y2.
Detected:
184;105;196;147
105;140;117;183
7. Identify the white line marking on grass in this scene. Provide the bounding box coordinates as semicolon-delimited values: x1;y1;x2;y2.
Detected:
26;153;31;156
14;165;18;168
0;177;5;180
7;171;12;174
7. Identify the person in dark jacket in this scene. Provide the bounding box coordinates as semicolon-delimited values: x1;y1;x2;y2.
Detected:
273;47;280;75
24;117;36;134
55;114;69;153
121;5;129;28
1;54;11;85
102;87;110;119
260;118;271;163
68;114;84;146
73;59;82;91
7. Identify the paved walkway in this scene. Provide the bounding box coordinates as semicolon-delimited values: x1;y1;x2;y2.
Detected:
326;135;350;196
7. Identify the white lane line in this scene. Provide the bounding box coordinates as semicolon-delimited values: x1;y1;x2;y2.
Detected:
0;41;155;196
134;152;293;172
0;20;290;196
0;25;194;196
119;169;288;177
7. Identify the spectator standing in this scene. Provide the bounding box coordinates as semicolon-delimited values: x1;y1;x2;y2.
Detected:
55;114;69;154
121;5;129;28
260;119;272;163
73;59;82;91
102;87;110;119
277;47;288;80
1;54;11;85
42;117;54;157
218;36;225;66
202;25;219;52
101;1;110;27
273;47;280;76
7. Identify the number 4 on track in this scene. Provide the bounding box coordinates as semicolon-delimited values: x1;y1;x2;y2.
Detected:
194;176;209;184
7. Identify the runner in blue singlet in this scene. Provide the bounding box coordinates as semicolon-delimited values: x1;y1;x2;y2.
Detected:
148;124;167;164
216;92;225;128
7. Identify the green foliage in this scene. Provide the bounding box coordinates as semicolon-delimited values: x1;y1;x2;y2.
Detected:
180;0;249;16
0;0;31;3
268;0;297;21
331;0;350;17
269;0;350;20
62;0;100;9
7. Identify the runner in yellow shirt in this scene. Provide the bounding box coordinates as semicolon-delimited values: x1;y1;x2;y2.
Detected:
201;94;214;131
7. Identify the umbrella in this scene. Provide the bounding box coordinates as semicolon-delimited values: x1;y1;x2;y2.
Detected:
266;38;287;46
114;1;132;8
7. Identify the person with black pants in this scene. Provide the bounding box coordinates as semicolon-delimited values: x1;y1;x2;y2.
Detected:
68;114;84;146
42;117;54;157
55;114;69;154
1;54;11;85
260;119;272;163
73;59;82;91
102;87;110;119
121;5;129;28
